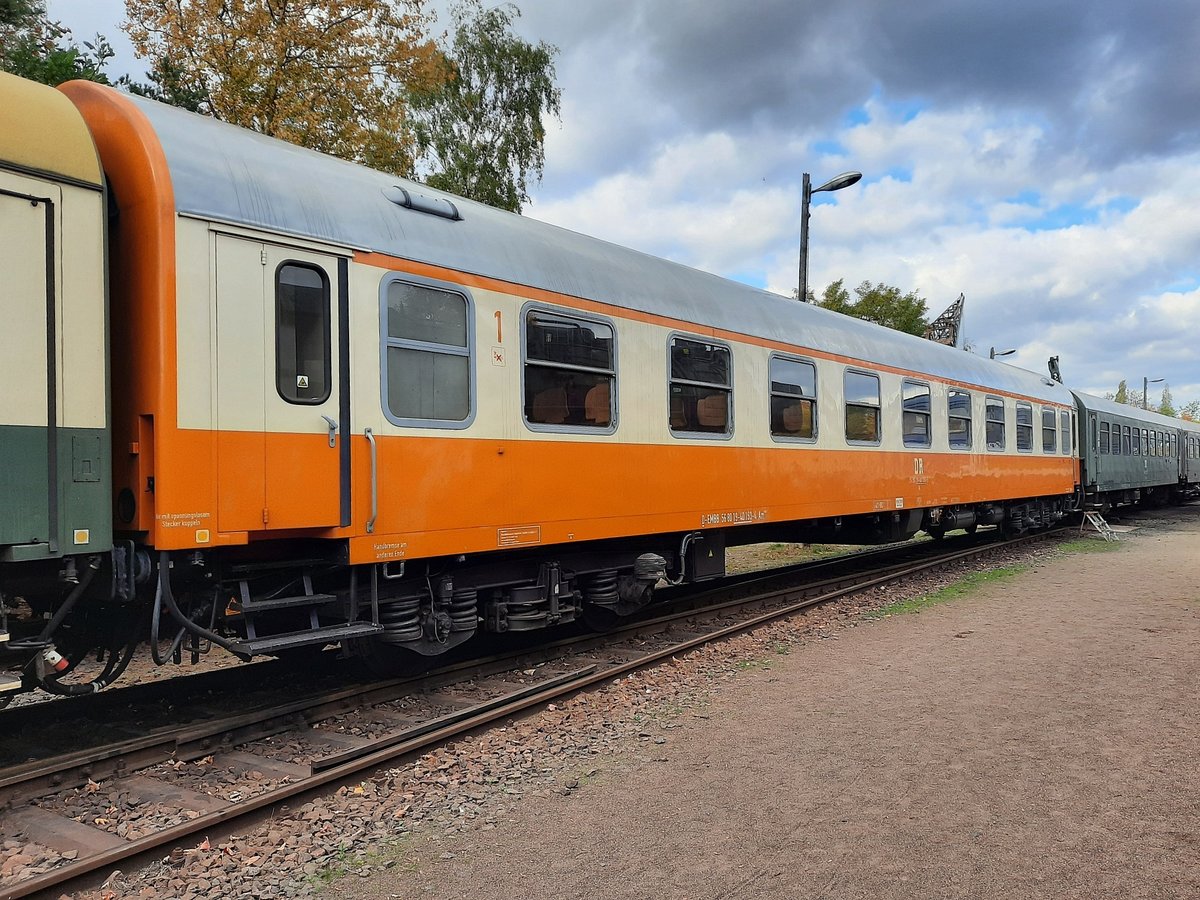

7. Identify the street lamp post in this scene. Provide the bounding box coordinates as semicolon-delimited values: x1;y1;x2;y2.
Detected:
990;347;1016;359
798;171;862;302
1144;376;1164;410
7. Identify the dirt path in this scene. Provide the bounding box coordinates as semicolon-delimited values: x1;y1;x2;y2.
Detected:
334;514;1200;900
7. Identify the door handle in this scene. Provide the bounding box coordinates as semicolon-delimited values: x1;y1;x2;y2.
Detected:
321;415;338;448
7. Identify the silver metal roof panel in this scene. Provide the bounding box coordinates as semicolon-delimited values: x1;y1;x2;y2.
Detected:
133;94;1067;404
1072;390;1192;429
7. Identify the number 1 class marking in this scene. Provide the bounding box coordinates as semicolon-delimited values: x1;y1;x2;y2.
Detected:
494;310;503;343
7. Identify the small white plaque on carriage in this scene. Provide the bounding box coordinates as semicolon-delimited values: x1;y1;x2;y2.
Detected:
296;374;309;388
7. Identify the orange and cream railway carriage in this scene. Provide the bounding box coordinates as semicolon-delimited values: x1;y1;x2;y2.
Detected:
2;73;1079;690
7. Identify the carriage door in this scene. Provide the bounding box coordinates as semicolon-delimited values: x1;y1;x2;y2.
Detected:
215;235;346;532
0;182;58;549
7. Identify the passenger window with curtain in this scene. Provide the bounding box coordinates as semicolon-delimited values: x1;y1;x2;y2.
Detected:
947;390;971;449
902;381;931;447
844;371;881;443
525;310;615;429
1041;408;1057;453
1016;403;1034;452
1061;411;1072;455
986;398;1006;451
769;356;816;440
276;263;331;404
382;279;472;424
669;337;731;436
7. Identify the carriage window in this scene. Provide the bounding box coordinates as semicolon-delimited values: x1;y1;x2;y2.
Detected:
1131;425;1140;455
669;337;731;436
1041;408;1057;453
1061;410;1072;455
525;310;615;429
1099;422;1110;454
383;279;471;424
902;381;931;448
844;371;881;443
276;263;331;404
1142;429;1149;455
986;398;1005;451
1016;402;1034;452
1123;425;1132;455
947;390;971;449
770;356;816;440
1110;420;1121;456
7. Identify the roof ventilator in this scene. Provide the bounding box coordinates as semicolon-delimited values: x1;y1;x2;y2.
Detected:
383;185;462;221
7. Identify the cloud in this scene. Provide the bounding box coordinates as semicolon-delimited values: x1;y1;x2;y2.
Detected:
45;0;1200;405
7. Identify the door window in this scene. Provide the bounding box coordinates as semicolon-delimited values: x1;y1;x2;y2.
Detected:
276;263;331;404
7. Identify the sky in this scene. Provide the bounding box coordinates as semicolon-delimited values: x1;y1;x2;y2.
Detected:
46;0;1200;407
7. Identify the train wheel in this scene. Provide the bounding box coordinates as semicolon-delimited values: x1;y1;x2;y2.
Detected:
964;524;979;536
348;637;429;678
581;603;623;633
926;526;946;541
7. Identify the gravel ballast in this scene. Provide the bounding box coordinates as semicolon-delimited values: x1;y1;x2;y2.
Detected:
15;510;1196;899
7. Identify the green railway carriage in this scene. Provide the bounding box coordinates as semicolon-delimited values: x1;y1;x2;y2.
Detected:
1181;419;1200;494
0;74;112;670
1074;391;1193;507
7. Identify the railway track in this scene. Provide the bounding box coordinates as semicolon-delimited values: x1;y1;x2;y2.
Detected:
0;529;1058;898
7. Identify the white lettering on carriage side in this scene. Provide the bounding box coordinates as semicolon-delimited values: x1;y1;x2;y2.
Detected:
699;509;767;526
156;511;212;529
372;541;408;560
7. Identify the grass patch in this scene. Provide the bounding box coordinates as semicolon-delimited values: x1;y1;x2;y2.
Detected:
1056;538;1121;554
869;564;1029;618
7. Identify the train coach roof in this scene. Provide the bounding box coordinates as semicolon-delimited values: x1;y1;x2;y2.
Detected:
0;74;102;186
126;91;1068;402
1073;391;1194;429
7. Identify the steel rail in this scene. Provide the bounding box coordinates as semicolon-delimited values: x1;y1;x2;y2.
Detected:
0;529;1053;900
0;530;1039;807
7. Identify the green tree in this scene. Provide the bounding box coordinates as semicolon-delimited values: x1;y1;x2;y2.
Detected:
124;0;448;175
121;56;206;112
1180;399;1200;422
410;0;560;212
814;279;930;336
1158;385;1176;418
1113;380;1128;404
1;0;113;85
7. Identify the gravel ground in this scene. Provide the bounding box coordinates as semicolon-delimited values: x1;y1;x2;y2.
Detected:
26;518;1156;900
325;507;1200;900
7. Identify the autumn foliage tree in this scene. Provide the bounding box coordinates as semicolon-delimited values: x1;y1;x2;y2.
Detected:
123;0;448;175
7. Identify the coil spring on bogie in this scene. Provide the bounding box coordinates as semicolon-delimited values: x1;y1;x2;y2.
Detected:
449;589;478;633
378;596;422;642
584;570;620;608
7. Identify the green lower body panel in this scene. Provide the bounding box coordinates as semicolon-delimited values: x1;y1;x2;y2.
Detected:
0;423;111;561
